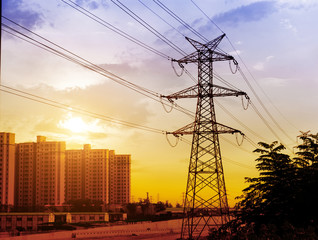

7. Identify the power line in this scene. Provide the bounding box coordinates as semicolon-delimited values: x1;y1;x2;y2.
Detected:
153;0;207;42
215;100;269;142
189;0;296;144
238;67;295;144
2;14;258;162
61;0;170;60
100;3;262;149
60;1;249;127
190;0;224;34
2;17;159;97
180;138;255;170
0;84;165;134
110;0;187;57
1;17;194;119
137;0;186;38
1;84;257;170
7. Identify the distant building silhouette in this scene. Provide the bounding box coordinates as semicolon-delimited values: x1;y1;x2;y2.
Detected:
0;132;131;211
15;136;66;208
109;151;131;205
65;145;131;205
66;144;109;203
0;132;16;210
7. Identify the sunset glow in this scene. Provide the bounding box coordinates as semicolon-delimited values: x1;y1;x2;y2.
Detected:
59;115;96;133
1;0;318;206
60;116;88;133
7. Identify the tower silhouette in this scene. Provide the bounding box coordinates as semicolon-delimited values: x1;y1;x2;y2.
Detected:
164;34;247;239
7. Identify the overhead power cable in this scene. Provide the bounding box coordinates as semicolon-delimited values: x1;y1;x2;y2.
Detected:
238;67;295;144
2;15;259;159
61;0;170;60
249;101;293;152
137;0;186;38
153;0;207;42
1;17;194;119
1;85;257;170
1;19;156;97
105;2;262;148
0;84;165;134
180;138;255;170
61;1;244;107
214;100;268;142
190;0;297;143
152;0;227;55
110;0;187;57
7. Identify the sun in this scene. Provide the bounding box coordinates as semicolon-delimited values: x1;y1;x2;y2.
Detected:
60;116;87;133
58;114;98;134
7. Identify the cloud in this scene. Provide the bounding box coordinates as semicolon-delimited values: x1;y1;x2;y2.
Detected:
253;62;265;71
259;77;288;87
278;0;318;10
75;0;109;10
2;0;43;29
213;1;276;26
253;55;274;71
280;18;297;33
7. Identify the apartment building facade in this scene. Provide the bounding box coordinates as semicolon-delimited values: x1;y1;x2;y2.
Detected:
0;132;16;208
15;136;66;208
65;145;131;205
65;144;109;204
109;151;131;205
1;132;130;210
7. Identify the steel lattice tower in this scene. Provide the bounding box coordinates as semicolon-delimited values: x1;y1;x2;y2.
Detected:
164;34;247;239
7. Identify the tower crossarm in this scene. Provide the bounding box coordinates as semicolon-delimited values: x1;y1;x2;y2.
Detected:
166;122;195;137
173;34;235;64
162;84;199;100
212;84;247;98
162;83;247;100
167;121;243;137
174;50;234;64
186;34;225;52
216;122;243;135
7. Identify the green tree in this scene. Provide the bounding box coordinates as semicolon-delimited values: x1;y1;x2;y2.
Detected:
292;133;318;225
226;137;318;239
232;142;296;234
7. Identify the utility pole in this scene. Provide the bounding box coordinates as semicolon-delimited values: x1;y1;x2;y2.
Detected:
163;34;248;239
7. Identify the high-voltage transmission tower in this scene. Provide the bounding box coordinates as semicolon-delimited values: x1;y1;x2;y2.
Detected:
164;34;248;239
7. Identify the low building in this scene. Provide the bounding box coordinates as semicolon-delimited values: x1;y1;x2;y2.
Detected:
0;212;127;232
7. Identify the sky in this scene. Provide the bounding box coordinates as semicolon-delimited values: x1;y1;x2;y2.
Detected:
1;0;318;206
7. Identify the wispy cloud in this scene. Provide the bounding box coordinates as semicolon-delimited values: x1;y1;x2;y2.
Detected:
75;0;109;10
213;1;276;26
280;18;297;33
253;55;275;71
3;0;43;29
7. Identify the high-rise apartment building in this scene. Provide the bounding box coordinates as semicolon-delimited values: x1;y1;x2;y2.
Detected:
65;144;109;204
1;132;130;209
109;151;131;204
15;141;36;208
15;136;65;208
65;148;84;202
0;132;16;208
66;146;130;205
83;145;109;203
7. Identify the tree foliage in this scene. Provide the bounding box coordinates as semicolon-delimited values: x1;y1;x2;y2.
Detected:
227;134;318;239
